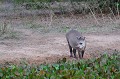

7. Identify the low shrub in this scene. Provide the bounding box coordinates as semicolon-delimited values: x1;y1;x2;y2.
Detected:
0;53;120;79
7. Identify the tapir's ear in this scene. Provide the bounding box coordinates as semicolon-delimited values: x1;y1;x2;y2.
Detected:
83;37;85;40
76;36;81;40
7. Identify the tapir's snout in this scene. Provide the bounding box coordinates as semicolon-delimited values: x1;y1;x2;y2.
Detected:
76;45;85;50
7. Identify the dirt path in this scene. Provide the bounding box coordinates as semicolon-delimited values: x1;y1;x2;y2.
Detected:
0;28;120;64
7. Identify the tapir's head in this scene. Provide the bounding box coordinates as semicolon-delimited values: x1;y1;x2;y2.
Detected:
76;36;86;50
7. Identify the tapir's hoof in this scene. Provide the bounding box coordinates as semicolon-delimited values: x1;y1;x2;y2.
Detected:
70;55;73;57
74;57;78;59
79;57;83;59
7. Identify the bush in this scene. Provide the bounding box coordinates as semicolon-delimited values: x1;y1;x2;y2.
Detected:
0;52;120;79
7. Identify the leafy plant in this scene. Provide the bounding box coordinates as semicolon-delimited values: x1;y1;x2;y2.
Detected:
0;52;120;78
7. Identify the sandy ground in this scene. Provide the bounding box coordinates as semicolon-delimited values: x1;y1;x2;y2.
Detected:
0;27;120;64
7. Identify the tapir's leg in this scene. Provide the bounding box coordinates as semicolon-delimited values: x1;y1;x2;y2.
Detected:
68;44;73;57
78;51;82;59
67;41;73;57
73;49;77;58
81;50;84;58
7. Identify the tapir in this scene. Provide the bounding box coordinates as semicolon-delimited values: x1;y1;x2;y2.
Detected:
66;29;86;59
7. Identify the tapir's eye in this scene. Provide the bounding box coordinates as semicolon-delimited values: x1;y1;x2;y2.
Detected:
80;43;82;45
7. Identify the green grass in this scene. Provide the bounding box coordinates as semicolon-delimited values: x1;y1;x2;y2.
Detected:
0;31;20;40
0;52;120;79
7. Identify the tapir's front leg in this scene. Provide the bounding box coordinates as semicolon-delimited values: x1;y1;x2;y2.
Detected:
78;50;82;59
73;49;77;58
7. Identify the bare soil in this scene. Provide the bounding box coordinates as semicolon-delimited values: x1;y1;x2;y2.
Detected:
0;14;120;65
0;27;120;65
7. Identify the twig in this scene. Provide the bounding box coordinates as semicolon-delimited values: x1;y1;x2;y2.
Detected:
108;16;117;27
0;22;7;36
109;7;117;21
49;10;54;27
108;17;115;24
99;7;105;24
88;5;100;25
116;3;119;19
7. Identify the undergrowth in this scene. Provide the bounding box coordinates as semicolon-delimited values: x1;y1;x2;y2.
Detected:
0;53;120;79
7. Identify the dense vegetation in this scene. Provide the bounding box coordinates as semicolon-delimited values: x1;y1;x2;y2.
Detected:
1;0;120;12
0;53;120;79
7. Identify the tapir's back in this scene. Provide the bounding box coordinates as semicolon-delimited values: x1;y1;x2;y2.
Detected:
66;29;81;38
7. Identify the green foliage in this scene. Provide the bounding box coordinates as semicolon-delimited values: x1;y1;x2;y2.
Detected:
7;0;119;14
0;53;120;79
13;0;63;3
